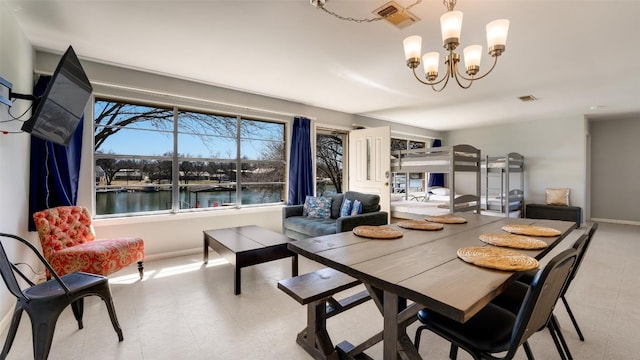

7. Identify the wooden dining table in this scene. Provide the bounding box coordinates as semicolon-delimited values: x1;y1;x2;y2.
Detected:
287;213;577;360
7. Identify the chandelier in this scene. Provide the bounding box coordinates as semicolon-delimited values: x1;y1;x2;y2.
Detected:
402;0;509;91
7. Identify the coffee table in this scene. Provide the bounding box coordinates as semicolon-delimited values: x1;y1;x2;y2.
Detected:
203;225;298;295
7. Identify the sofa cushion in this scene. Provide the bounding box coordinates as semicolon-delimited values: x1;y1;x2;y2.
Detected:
283;216;338;237
323;192;344;219
351;199;362;215
340;199;353;217
344;191;381;213
303;196;332;219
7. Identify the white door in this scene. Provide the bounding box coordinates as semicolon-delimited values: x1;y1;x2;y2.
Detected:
348;126;391;219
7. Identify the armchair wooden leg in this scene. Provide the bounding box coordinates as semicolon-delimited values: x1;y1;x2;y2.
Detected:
137;261;144;279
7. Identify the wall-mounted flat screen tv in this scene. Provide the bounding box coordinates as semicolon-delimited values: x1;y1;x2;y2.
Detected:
21;46;92;146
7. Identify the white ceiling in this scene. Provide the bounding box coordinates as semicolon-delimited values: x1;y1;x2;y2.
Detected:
6;0;640;131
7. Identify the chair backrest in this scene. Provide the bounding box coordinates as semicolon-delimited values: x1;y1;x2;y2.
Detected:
33;206;96;261
0;233;71;301
508;243;581;354
571;222;598;282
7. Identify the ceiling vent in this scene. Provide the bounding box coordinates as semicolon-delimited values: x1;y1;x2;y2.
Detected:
518;95;538;102
373;1;420;29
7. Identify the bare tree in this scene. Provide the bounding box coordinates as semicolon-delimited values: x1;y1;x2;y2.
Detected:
316;134;343;193
96;155;119;185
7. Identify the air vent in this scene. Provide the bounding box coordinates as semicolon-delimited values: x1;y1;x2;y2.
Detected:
518;95;538;102
373;1;420;29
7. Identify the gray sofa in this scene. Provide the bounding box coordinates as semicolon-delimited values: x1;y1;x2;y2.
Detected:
282;191;389;240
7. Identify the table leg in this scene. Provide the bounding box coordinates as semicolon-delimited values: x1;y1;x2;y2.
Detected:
382;290;423;360
234;265;241;295
383;291;399;360
292;254;299;277
203;235;209;264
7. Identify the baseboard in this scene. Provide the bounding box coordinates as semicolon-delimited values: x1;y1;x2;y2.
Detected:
143;247;201;262
590;217;640;226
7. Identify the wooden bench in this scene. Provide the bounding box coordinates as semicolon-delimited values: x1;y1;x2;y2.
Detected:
278;267;372;360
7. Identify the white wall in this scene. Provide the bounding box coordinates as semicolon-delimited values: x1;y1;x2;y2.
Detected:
445;116;588;213
0;0;36;332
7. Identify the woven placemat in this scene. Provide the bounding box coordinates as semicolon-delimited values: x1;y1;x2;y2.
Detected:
479;233;548;250
457;246;539;271
502;224;561;237
353;225;403;239
425;215;468;224
397;220;444;231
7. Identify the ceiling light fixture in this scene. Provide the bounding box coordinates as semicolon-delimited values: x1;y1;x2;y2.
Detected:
403;0;509;91
310;0;422;24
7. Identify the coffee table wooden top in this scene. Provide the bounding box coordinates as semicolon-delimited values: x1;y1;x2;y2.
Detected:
204;225;292;253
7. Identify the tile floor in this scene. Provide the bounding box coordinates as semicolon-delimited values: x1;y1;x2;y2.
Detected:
1;222;639;359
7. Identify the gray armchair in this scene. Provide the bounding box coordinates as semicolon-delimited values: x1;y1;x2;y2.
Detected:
282;191;388;240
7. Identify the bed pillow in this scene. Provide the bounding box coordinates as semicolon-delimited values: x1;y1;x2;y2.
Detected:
340;199;353;217
351;199;363;216
431;187;450;196
303;196;332;219
546;188;570;206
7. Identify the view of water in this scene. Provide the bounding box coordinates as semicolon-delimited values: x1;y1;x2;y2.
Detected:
96;188;283;215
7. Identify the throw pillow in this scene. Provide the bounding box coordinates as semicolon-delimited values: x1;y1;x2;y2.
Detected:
351;199;363;216
303;196;332;219
546;188;570;206
340;199;353;217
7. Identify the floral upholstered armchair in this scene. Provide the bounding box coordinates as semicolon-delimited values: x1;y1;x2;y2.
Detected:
33;206;144;279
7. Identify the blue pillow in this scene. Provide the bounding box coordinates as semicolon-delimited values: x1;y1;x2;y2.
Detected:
303;196;332;219
351;199;362;216
340;199;353;217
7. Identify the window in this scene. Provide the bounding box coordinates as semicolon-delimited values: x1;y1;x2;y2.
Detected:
390;137;429;195
94;99;286;216
316;130;346;195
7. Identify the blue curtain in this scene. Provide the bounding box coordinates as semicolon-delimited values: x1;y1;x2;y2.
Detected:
27;76;83;230
427;139;444;189
287;117;313;205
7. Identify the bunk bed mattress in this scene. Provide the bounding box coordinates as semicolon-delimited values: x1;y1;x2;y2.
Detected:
390;200;451;217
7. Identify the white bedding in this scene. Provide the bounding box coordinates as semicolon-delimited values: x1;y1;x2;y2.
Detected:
390;199;451;216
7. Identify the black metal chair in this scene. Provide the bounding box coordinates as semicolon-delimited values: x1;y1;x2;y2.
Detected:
515;222;598;342
490;232;589;360
413;247;578;360
560;222;598;341
0;233;124;360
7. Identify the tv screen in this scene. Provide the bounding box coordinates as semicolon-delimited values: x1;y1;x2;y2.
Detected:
21;46;92;146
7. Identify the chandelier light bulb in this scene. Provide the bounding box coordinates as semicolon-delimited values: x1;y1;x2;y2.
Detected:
403;35;422;60
440;10;463;49
423;52;440;79
463;45;482;75
486;19;509;56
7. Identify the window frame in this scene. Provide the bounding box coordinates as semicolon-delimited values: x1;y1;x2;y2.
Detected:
93;97;287;218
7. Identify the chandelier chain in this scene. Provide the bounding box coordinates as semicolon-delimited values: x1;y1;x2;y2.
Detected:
317;0;422;23
443;0;456;12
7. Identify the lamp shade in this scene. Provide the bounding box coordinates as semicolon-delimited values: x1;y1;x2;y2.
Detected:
463;45;482;69
423;52;440;75
486;19;509;48
403;35;422;61
440;10;463;43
